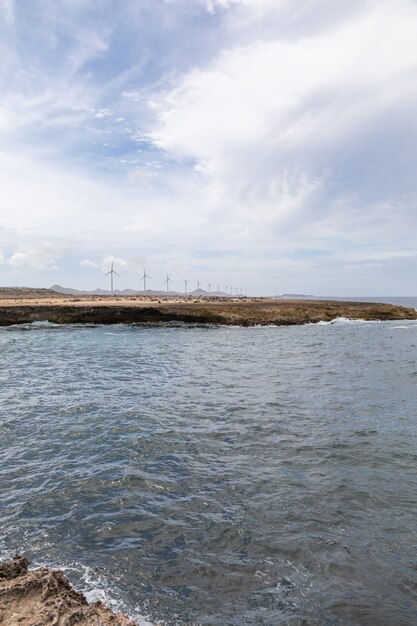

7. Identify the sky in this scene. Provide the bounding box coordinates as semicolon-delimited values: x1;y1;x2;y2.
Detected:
0;0;417;295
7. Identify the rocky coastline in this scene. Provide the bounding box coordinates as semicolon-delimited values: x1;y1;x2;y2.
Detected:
0;293;415;326
0;555;136;625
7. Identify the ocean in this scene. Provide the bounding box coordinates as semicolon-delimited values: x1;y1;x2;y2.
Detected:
1;313;417;624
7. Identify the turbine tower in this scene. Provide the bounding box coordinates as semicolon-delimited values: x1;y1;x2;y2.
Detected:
184;278;189;294
141;268;151;293
165;273;173;294
208;283;211;293
105;260;120;295
217;284;220;293
197;281;201;290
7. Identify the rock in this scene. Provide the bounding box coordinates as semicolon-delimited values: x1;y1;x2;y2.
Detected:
0;295;415;326
0;555;137;625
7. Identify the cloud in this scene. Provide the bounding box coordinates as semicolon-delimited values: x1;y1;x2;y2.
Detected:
203;0;278;13
127;167;156;183
149;0;417;240
102;256;129;273
0;0;14;24
0;0;416;294
80;258;99;269
9;242;69;270
81;256;129;273
95;108;113;119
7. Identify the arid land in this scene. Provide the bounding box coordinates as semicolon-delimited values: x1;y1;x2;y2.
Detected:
0;288;415;326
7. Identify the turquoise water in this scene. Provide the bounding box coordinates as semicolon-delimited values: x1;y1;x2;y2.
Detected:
0;320;417;625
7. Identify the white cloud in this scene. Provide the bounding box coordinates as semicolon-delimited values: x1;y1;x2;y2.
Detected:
102;256;129;273
149;0;417;238
80;258;99;269
0;0;416;294
9;242;69;270
203;0;280;13
0;1;111;141
81;256;129;273
0;0;14;24
95;108;113;119
127;167;156;183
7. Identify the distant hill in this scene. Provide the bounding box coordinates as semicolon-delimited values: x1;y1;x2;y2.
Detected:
50;284;230;297
51;284;108;295
0;287;63;299
51;284;182;296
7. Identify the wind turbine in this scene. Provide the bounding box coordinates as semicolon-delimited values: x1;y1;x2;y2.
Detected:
165;273;173;294
217;284;220;293
105;260;119;295
184;278;189;294
208;283;211;293
141;268;151;293
197;281;201;290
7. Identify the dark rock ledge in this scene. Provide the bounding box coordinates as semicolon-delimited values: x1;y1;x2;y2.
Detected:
0;298;415;326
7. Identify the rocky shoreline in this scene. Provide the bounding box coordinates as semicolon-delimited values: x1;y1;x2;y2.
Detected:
0;294;415;326
0;555;136;625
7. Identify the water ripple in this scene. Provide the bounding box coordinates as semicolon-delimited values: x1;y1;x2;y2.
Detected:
0;322;416;624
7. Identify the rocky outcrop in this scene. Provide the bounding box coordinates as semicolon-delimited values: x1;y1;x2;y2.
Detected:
0;297;415;326
0;555;136;625
0;295;415;326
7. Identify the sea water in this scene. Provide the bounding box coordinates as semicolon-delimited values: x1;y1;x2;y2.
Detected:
0;318;416;625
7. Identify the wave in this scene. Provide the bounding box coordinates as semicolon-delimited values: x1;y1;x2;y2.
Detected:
64;563;155;626
313;317;380;325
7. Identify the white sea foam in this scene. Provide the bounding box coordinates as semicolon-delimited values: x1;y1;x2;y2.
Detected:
66;563;155;626
314;317;383;325
333;317;380;324
29;320;61;327
19;560;157;626
391;323;417;329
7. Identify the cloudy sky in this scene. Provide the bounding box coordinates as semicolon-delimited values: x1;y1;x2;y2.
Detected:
1;0;416;295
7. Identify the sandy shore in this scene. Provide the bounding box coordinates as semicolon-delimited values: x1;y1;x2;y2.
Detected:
0;292;415;326
0;555;136;625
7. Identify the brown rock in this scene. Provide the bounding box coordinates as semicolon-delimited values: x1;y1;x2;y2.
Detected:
0;556;137;625
0;294;415;326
